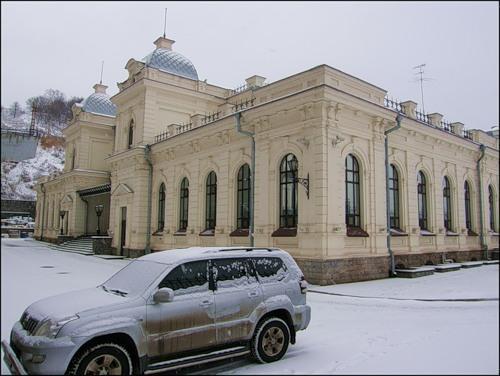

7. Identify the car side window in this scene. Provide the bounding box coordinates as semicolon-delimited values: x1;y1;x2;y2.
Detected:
159;260;209;295
212;258;249;289
253;257;287;283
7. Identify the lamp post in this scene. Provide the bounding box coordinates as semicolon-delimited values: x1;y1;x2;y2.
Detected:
288;158;310;199
95;204;104;235
59;210;66;235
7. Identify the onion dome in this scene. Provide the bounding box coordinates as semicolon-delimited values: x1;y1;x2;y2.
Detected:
143;37;198;81
81;83;116;117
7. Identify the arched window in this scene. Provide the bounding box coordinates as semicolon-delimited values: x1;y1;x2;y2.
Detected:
157;183;166;231
417;171;428;230
128;120;134;149
179;178;189;231
464;181;472;232
489;185;495;231
71;146;76;170
345;154;361;228
389;164;400;229
443;176;452;231
205;172;217;231
237;164;251;229
279;154;298;228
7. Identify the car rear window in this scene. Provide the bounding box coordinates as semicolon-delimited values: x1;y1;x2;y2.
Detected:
253;257;288;283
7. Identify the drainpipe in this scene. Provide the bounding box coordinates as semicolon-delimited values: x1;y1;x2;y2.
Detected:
385;113;403;276
234;112;255;247
144;145;153;254
477;144;487;259
40;183;46;241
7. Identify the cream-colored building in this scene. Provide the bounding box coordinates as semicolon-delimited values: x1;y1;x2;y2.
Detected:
34;35;499;284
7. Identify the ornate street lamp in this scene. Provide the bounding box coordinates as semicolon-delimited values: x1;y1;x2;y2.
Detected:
59;210;66;235
95;204;104;235
288;158;310;199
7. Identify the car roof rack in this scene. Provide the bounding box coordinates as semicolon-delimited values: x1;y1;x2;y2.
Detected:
217;247;278;253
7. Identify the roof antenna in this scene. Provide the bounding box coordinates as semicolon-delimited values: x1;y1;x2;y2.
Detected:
163;8;167;38
412;63;432;114
99;61;104;85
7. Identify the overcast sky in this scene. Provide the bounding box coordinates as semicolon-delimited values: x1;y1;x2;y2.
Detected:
2;1;498;131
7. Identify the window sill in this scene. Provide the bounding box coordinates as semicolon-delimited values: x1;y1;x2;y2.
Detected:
489;231;500;237
173;230;187;236
230;228;249;237
346;227;369;237
445;231;459;236
199;229;215;236
467;229;478;236
152;230;164;237
271;227;297;237
390;228;408;237
420;230;436;236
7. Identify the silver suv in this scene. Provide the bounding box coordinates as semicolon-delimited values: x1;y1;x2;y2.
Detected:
2;247;311;375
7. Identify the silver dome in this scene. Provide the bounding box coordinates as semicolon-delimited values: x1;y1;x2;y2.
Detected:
143;48;198;81
81;92;116;117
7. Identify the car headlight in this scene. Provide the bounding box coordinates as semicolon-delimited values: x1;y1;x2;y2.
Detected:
33;315;78;338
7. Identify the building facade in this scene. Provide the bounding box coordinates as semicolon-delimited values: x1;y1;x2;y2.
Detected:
34;35;499;284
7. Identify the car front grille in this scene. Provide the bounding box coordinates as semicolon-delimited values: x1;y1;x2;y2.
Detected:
20;312;39;335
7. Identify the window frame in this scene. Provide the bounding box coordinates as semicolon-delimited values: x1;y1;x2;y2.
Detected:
417;171;428;230
488;185;495;231
345;154;361;228
388;164;400;230
236;164;251;230
157;183;166;232
443;176;452;231
127;120;134;149
464;181;472;232
279;154;298;229
205;171;217;231
178;178;189;232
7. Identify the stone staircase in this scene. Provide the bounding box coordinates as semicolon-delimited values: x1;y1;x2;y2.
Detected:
48;237;94;255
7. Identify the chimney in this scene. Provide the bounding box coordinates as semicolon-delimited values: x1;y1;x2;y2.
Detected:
245;75;266;89
154;36;175;50
93;83;108;94
450;122;464;136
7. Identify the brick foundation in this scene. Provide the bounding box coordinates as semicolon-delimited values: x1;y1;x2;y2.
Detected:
394;250;485;269
295;256;391;285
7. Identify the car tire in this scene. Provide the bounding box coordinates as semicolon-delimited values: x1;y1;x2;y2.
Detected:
251;317;290;364
67;342;133;375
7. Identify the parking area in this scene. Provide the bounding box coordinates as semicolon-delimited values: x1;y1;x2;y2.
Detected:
2;238;498;374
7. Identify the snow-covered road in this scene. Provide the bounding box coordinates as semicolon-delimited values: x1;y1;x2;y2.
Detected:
1;239;498;374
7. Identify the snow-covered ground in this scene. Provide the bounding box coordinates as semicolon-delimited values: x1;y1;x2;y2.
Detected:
1;239;498;375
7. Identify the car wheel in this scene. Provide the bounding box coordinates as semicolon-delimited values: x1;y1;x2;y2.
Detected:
251;317;290;364
67;342;133;375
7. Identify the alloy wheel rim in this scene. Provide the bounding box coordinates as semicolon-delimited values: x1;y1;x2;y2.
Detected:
84;354;122;375
262;326;285;357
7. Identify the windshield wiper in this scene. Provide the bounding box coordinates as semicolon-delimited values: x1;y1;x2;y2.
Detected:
101;285;128;296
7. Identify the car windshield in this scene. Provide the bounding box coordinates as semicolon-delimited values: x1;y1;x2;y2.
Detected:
100;260;168;297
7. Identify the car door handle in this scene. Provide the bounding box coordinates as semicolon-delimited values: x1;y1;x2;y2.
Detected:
200;299;213;307
248;291;259;298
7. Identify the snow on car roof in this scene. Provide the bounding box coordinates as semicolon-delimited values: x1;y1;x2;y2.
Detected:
138;246;282;264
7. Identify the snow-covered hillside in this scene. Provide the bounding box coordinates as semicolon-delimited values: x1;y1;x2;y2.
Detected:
1;144;65;200
1;112;65;200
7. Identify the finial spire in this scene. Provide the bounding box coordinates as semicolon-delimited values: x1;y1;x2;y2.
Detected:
99;61;104;85
163;8;167;38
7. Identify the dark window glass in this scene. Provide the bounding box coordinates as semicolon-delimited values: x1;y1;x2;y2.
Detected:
443;176;452;231
417;171;428;230
128;120;134;149
212;258;249;289
159;260;209;295
464;181;472;231
179;178;189;231
253;257;287;283
237;164;251;229
158;183;166;231
279;154;298;228
389;164;400;229
345;154;361;228
489;185;495;231
205;172;217;230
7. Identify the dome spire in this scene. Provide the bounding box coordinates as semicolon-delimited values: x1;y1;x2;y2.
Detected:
163;8;167;38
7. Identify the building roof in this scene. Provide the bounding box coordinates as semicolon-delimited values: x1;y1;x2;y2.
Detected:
81;84;117;117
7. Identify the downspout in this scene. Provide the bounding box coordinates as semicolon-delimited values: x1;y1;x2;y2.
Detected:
40;183;46;241
477;144;487;259
144;145;153;254
385;113;403;277
234;112;255;247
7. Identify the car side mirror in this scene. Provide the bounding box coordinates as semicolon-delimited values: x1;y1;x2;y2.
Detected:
153;287;174;303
